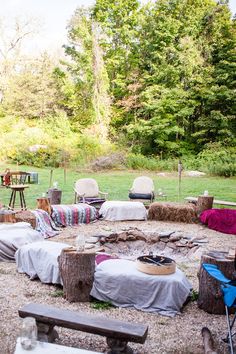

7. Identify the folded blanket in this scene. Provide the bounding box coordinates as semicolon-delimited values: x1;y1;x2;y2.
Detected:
51;204;98;227
32;209;60;239
200;208;236;235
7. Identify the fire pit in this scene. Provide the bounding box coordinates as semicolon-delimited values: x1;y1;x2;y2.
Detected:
85;227;207;261
136;254;176;275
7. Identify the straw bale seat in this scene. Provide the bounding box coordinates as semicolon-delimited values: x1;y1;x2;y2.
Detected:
148;202;198;223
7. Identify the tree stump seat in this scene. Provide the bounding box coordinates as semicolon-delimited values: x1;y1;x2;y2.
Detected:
58;249;95;302
19;303;148;354
198;251;236;314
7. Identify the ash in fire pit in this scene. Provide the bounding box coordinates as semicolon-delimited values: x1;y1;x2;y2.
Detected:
85;227;207;261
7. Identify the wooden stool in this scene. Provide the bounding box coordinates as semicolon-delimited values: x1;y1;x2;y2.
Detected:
8;184;29;210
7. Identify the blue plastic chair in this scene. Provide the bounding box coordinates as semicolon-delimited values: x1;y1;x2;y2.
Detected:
203;263;236;354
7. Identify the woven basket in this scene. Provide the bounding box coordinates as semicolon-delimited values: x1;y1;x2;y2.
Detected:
136;255;176;275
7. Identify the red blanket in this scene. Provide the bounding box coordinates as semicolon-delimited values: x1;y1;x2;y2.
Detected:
200;209;236;235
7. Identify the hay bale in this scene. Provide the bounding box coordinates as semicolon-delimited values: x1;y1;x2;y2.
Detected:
15;210;36;229
148;202;198;223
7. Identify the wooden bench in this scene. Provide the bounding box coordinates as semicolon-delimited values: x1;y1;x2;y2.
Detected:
19;303;148;354
185;197;236;208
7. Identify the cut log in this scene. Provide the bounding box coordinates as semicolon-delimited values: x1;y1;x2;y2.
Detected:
0;210;16;223
58;248;95;302
197;196;214;215
198;251;236;314
201;327;218;354
37;197;51;215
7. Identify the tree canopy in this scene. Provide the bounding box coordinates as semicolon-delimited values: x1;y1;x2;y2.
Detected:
0;0;235;167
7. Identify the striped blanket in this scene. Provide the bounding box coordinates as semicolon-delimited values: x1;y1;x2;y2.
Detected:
51;204;98;227
32;209;60;239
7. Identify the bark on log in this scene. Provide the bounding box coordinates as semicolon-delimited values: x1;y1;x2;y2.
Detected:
58;249;95;302
198;251;236;314
201;327;218;354
197;196;214;215
0;210;16;223
37;197;51;215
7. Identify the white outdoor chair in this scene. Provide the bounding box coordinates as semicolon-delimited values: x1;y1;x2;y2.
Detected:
129;176;155;204
74;178;108;208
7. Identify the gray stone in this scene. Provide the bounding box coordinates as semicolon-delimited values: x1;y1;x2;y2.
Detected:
86;237;99;244
84;244;94;250
159;231;174;237
166;242;177;250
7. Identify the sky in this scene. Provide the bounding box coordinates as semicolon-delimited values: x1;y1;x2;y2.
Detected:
0;0;95;54
0;0;235;55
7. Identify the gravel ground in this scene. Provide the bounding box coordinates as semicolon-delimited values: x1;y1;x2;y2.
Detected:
0;219;235;354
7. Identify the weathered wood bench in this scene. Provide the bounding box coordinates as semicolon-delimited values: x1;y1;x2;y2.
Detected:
19;303;148;354
185;197;236;208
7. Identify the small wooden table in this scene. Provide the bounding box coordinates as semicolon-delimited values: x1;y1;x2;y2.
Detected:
8;184;29;210
14;338;101;354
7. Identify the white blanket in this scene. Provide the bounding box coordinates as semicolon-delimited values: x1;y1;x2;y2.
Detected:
90;259;192;316
99;201;147;221
15;241;69;284
0;222;43;261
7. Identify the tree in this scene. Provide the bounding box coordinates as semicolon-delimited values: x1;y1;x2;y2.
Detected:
0;16;38;97
58;7;111;141
2;53;60;119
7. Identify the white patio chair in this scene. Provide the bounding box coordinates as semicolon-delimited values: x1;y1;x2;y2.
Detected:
129;176;155;204
74;178;108;208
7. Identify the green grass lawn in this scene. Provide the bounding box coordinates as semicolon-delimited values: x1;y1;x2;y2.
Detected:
0;163;235;209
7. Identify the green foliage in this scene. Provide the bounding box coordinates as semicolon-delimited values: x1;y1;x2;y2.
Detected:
190;290;199;302
50;289;64;298
125;153;179;171
1;0;236;164
125;153;159;170
0;113;108;168
196;144;236;177
10;146;66;168
2;53;60;119
90;300;114;310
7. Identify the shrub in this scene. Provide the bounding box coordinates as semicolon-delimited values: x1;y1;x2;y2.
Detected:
125;153;159;170
9;146;69;168
125;153;180;171
196;145;236;177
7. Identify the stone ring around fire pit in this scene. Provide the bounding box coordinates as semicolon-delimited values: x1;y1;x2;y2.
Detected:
136;255;176;275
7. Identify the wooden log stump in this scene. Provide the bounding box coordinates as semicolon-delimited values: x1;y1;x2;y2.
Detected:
0;210;16;223
37;197;51;215
58;248;95;302
15;210;36;228
197;195;214;215
198;251;236;314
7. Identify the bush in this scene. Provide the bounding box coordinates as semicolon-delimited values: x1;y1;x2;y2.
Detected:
0;114;110;168
196;145;236;177
9;146;69;168
125;153;179;171
125;153;159;170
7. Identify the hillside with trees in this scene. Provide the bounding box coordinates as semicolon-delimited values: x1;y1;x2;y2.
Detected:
0;0;235;175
